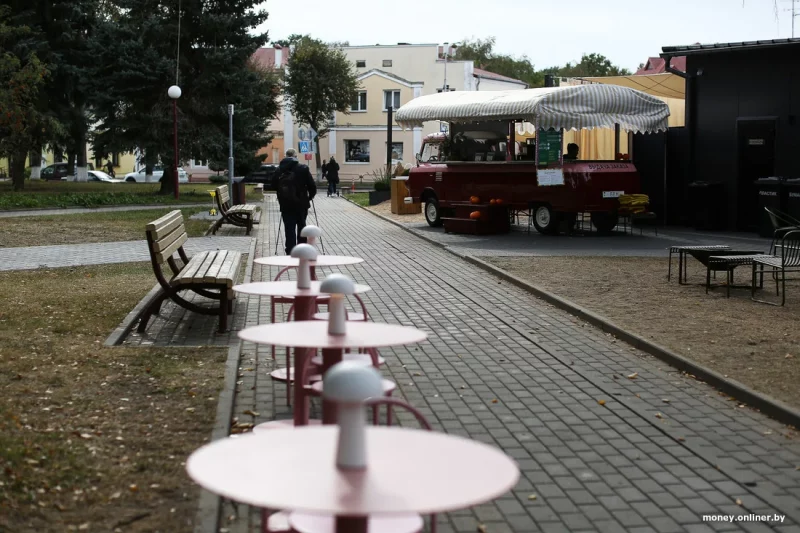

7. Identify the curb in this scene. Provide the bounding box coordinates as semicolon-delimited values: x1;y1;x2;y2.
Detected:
345;198;800;428
194;223;259;533
104;284;163;346
0;203;204;217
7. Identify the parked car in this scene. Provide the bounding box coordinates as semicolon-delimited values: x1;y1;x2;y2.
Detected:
123;166;188;183
243;164;279;188
87;170;124;183
42;162;95;181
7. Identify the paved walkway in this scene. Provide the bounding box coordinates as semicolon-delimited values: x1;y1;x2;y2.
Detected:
204;196;800;533
0;203;203;218
0;234;250;271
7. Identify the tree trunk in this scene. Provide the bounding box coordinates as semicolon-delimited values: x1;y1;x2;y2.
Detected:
11;151;27;191
311;122;322;181
75;132;88;182
30;150;42;180
67;152;76;180
159;165;176;195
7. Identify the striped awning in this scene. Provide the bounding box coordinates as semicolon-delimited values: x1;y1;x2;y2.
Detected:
395;85;670;134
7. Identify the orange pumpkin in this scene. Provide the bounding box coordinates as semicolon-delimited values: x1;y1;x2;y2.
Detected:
489;199;497;205
469;211;481;220
470;196;480;204
495;198;504;205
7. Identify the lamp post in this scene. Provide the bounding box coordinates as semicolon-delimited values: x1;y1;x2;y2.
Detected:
442;42;458;92
168;85;181;200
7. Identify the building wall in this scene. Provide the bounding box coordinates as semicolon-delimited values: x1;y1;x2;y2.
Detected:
687;47;800;229
339;74;415;127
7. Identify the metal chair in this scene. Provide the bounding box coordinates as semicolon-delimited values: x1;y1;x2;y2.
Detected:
751;229;800;306
764;207;800;255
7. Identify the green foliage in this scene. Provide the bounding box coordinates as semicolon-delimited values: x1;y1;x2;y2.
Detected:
347;192;369;206
208;174;228;184
456;37;632;88
284;36;360;164
368;168;392;191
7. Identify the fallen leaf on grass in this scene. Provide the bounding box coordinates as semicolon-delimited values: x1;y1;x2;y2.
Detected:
527;494;537;500
491;399;498;404
78;524;89;531
129;484;138;492
110;492;121;500
627;372;638;380
786;354;794;359
597;399;606;406
677;437;685;442
662;399;670;403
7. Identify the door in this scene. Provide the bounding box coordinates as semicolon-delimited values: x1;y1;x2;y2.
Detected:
737;119;776;230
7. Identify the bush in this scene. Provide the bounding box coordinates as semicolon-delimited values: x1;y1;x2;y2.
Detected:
24;167;31;181
402;167;410;176
209;174;228;184
369;168;392;191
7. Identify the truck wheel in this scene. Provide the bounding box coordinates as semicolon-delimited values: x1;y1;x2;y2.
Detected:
532;204;560;235
591;212;619;234
425;198;443;227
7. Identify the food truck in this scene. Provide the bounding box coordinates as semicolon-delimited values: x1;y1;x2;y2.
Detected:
394;85;670;234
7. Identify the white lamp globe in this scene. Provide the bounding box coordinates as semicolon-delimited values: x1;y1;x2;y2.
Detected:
168;85;182;99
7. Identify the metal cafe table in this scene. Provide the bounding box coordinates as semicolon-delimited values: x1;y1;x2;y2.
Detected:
186;425;520;533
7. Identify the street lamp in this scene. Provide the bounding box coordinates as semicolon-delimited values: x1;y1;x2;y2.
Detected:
168;85;181;200
442;42;458;92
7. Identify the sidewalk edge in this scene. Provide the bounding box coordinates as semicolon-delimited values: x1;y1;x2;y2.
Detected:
345;198;800;428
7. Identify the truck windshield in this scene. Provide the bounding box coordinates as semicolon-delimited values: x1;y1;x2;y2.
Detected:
421;142;442;163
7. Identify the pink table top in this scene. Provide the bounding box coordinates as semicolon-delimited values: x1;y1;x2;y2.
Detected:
233;281;371;298
186;426;519;515
238;321;427;348
254;255;365;267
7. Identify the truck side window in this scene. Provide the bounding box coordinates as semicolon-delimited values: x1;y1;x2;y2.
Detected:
422;143;442;162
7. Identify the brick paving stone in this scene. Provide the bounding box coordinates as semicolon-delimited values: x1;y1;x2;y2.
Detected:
209;196;800;532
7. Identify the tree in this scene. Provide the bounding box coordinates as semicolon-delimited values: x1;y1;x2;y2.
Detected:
284;36;359;176
89;0;280;194
0;5;62;191
558;53;632;77
456;37;543;87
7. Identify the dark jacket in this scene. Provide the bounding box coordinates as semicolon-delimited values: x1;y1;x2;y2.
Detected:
327;159;340;183
277;157;316;212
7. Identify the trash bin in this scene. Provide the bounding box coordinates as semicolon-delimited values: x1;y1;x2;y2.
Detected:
688;181;727;230
754;177;784;237
784;178;800;223
231;177;246;206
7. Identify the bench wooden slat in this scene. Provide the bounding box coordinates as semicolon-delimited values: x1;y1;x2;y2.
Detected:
152;224;186;253
185;251;219;285
155;232;188;263
228;205;258;214
174;250;211;284
146;210;184;239
216;185;231;205
202;250;229;283
217;251;242;287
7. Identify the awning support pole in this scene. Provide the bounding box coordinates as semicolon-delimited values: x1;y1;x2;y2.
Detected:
508;122;515;162
614;123;620;158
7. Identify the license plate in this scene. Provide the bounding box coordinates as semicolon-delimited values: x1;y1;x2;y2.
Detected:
603;190;624;198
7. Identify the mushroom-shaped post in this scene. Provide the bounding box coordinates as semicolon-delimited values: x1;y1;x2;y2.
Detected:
290;244;318;289
323;362;384;470
319;274;355;336
300;225;322;246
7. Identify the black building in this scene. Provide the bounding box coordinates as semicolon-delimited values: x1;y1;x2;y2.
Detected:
659;39;800;231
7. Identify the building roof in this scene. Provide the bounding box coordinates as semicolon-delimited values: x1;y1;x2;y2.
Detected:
636;56;686;75
662;38;800;56
251;47;288;69
357;68;423;87
473;68;528;86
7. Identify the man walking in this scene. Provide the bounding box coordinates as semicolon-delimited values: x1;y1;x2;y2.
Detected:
276;148;317;254
326;156;340;197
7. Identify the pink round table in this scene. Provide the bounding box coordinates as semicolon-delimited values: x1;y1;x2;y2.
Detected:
254;255;365;267
238;321;427;425
233;281;372;402
186;426;519;533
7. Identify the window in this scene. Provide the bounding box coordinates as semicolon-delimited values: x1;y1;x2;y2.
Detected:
345;140;370;163
382;59;392;67
350;91;367;112
421;142;442;163
388;142;403;162
383;90;400;111
356;60;366;68
112;152;120;166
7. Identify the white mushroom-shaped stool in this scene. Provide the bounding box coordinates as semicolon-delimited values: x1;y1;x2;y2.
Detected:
300;224;322;246
291;243;317;289
319;273;354;336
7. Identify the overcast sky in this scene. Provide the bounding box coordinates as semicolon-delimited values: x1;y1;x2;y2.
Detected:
256;0;796;70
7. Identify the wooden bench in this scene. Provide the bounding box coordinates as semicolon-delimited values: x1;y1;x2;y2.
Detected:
139;210;243;334
211;184;260;235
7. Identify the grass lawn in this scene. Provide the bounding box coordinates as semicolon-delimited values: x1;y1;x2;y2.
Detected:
348;192;370;207
0;263;226;532
0;207;211;248
0;181;263;210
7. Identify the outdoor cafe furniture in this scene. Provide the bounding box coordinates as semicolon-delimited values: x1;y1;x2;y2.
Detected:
668;245;731;283
238;274;428;426
705;253;766;297
751;229;800;306
186;363;520;533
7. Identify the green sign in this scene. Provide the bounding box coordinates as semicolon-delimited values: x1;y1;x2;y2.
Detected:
537;129;562;167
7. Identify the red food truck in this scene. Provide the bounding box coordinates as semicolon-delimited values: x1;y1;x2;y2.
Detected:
394;85;670;234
